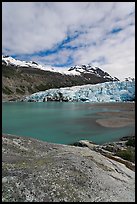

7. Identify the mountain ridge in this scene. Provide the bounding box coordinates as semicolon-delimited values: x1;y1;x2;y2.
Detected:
2;55;118;80
2;55;119;101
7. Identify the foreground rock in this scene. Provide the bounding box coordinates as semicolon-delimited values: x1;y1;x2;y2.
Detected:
2;134;135;202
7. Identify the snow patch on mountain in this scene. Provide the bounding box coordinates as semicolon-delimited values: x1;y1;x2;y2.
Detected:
68;65;118;81
2;55;80;76
2;55;117;79
23;81;135;103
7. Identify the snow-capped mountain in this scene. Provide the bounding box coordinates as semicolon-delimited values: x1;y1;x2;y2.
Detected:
23;80;135;103
2;55;80;75
68;64;119;81
2;55;118;80
3;55;123;101
2;55;50;70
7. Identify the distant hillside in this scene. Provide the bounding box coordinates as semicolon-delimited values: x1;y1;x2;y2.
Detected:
2;56;119;101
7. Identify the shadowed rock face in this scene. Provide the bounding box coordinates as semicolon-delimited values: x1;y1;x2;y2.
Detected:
2;134;135;202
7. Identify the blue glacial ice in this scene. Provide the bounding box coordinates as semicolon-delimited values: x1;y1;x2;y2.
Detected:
23;81;135;103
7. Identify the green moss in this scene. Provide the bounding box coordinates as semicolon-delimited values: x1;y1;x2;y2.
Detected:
13;157;53;169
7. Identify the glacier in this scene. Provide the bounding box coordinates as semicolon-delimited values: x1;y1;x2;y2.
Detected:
23;81;135;103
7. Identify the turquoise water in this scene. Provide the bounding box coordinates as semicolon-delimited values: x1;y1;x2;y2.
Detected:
2;102;134;145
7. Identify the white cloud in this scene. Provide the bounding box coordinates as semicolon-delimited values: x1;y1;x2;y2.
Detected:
31;48;74;67
2;2;135;80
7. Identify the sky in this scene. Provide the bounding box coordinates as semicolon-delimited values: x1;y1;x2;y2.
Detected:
2;2;135;80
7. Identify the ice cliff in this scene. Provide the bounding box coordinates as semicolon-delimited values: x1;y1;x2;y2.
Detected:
23;80;135;102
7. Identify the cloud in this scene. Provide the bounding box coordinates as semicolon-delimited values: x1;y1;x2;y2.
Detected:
2;2;135;80
30;48;74;67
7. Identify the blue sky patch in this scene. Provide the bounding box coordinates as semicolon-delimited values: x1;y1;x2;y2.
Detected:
110;27;123;34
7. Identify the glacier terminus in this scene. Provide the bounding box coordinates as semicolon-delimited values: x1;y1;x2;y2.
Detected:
23;80;135;103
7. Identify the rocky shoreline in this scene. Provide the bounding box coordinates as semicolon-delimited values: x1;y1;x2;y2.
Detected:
71;135;135;171
2;133;135;202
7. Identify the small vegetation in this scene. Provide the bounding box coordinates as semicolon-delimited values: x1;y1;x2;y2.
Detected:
3;86;13;95
35;84;50;91
103;145;115;152
115;147;135;163
69;142;88;147
125;137;135;147
16;88;25;94
2;66;16;78
27;86;34;93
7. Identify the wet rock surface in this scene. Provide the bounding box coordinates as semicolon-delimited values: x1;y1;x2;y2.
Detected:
2;134;135;202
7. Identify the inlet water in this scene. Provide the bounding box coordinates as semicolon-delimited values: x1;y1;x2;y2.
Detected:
2;102;134;144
